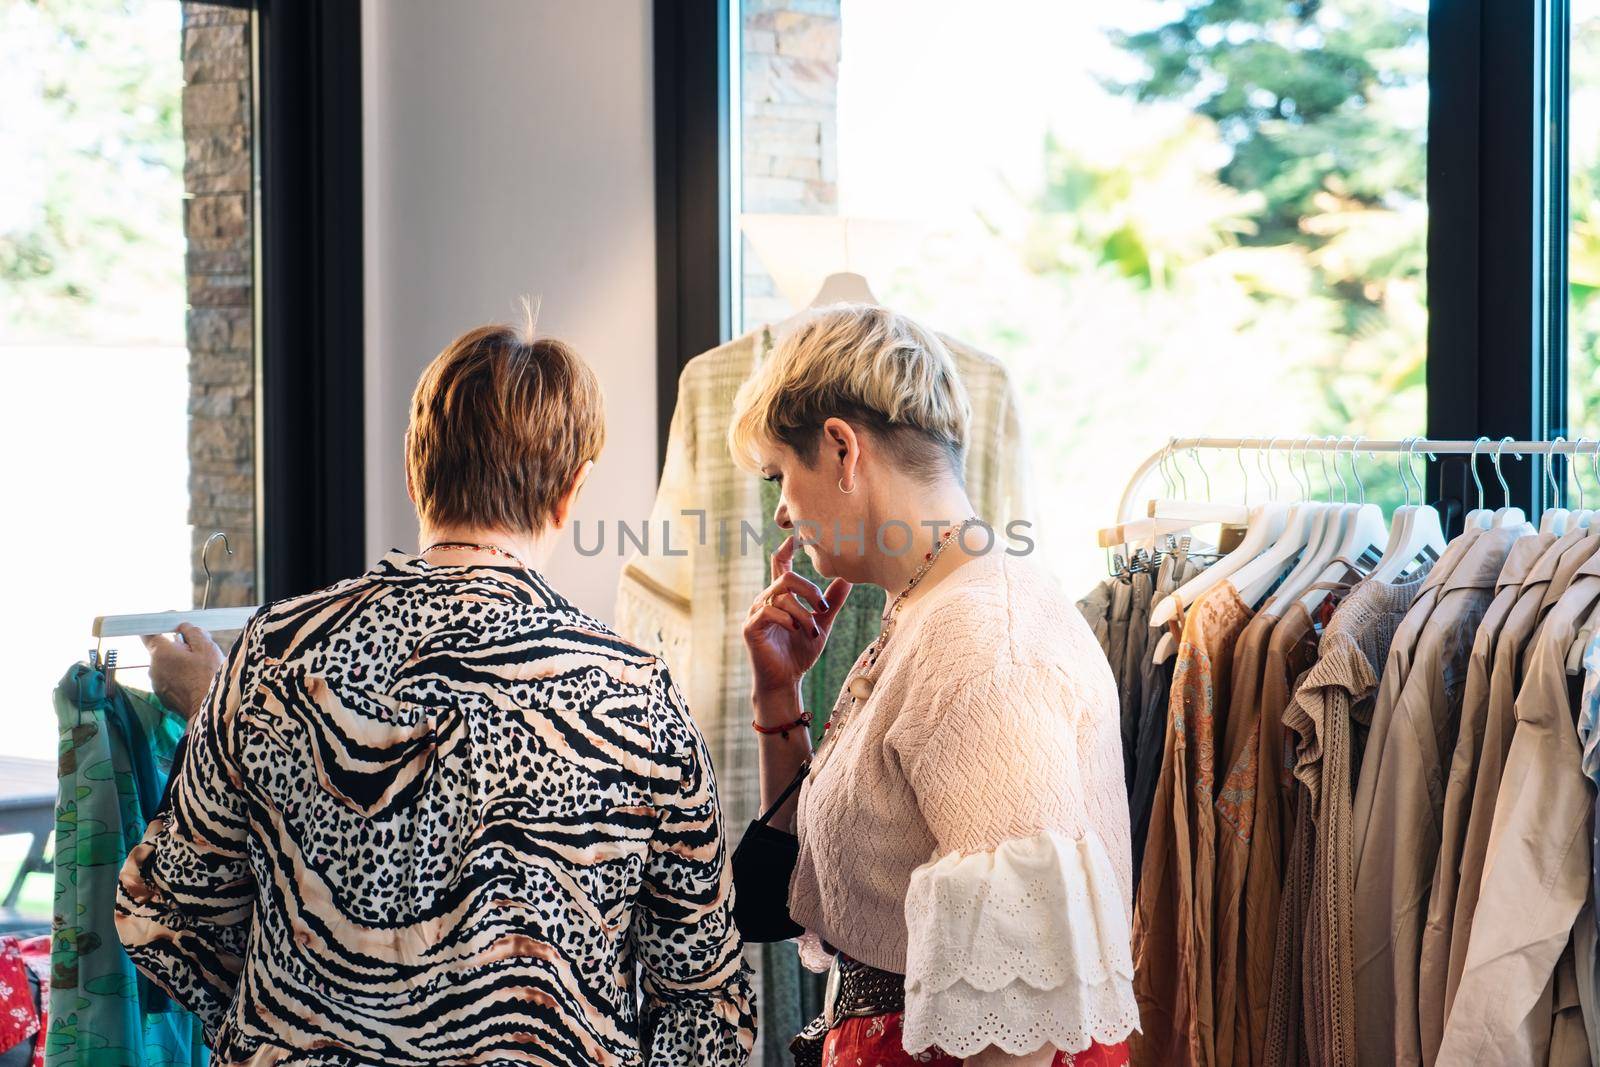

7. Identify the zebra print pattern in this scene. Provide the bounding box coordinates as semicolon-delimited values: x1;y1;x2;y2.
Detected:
115;550;756;1066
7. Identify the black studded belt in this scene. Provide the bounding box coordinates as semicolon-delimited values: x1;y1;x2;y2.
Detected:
790;954;906;1066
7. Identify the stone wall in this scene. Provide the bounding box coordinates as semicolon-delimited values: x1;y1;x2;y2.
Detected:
181;3;256;607
740;0;841;327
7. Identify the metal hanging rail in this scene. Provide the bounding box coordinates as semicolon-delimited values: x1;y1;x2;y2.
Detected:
1117;435;1598;521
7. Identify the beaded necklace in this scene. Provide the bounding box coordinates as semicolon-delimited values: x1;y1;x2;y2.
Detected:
421;541;528;567
817;517;981;755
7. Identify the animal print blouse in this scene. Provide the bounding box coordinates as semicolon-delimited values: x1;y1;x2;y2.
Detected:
114;551;755;1066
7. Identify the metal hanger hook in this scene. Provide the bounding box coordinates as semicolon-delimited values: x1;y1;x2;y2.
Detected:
201;531;233;611
1397;437;1416;508
1236;439;1250;506
1493;437;1517;508
1189;447;1212;502
1261;436;1283;501
1349;435;1367;505
1330;436;1350;504
1298;435;1316;501
1469;437;1489;510
1592;438;1600;507
1574;438;1592;510
1170;439;1189;500
1548;437;1568;511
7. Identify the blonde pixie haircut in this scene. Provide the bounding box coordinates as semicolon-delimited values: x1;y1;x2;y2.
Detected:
728;304;971;484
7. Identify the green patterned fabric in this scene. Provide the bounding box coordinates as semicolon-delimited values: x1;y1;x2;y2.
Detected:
48;665;207;1067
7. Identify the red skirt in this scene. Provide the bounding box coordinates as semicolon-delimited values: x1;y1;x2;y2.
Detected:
823;1011;1131;1065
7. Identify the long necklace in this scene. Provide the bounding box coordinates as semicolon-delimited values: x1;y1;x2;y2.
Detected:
818;517;981;754
421;540;528;568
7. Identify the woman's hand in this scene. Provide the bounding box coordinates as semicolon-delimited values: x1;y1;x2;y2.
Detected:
743;535;852;702
141;623;225;721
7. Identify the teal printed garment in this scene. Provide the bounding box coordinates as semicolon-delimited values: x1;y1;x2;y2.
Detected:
48;665;207;1067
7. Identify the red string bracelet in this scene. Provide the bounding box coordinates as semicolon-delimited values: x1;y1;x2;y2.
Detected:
752;710;813;739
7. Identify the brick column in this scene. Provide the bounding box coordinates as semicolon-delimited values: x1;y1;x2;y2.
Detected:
181;4;256;607
740;0;841;326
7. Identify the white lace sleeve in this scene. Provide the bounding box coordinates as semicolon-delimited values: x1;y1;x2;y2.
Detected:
901;829;1139;1059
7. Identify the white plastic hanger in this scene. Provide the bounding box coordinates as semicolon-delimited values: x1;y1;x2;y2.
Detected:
1150;443;1287;630
1539;437;1571;536
1295;437;1390;615
808;271;878;307
1380;436;1420;560
1233;438;1324;608
92;533;260;674
1461;436;1495;530
1490;437;1529;528
1266;436;1357;614
1368;437;1447;584
1572;438;1596;529
1097;442;1233;553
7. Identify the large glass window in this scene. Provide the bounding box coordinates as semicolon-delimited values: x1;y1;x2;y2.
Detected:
736;0;1428;594
0;0;257;924
1572;0;1600;444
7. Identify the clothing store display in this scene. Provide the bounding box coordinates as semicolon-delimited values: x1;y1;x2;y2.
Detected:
789;549;1138;1059
1271;565;1425;1067
1439;540;1600;1064
1419;529;1554;1063
1106;440;1600;1067
115;552;755;1066
1350;524;1522;1067
1127;550;1209;882
49;664;206;1067
1232;600;1318;1067
1132;580;1253;1067
1444;529;1598;1022
1212;609;1278;1067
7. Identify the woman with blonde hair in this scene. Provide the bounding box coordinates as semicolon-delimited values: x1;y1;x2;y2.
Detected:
730;304;1139;1066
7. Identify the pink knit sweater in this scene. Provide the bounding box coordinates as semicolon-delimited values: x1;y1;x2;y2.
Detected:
787;548;1136;989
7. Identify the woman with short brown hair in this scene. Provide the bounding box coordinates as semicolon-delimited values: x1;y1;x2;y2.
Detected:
117;316;756;1065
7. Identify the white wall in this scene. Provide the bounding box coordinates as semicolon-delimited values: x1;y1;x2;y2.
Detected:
362;0;657;622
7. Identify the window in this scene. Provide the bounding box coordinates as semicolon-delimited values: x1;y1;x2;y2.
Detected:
0;0;257;920
734;0;1428;593
1573;0;1600;450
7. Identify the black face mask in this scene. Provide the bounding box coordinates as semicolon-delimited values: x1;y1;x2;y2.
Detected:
730;760;810;943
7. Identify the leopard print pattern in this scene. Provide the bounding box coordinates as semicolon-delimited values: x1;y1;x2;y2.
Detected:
116;550;756;1065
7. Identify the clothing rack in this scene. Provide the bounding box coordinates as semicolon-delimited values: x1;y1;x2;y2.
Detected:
1116;435;1600;522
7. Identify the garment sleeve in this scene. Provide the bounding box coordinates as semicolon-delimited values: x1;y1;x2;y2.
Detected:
891;660;1139;1059
635;661;757;1063
115;619;259;1041
614;362;697;684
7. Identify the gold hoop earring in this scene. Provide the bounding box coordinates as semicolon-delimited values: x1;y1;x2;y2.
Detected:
838;477;855;495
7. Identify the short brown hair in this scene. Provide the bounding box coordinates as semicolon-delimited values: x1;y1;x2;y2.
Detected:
406;318;605;534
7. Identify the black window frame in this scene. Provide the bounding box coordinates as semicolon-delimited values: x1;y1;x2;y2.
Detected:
658;0;1578;528
1428;0;1571;523
252;0;368;599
